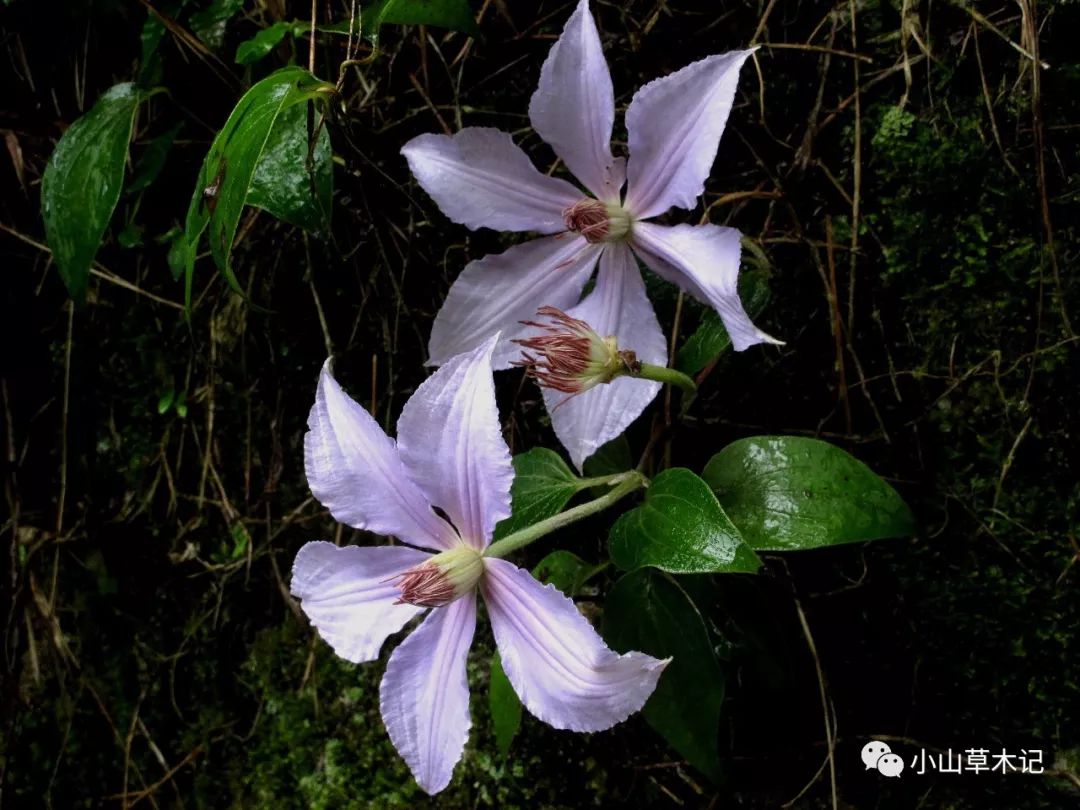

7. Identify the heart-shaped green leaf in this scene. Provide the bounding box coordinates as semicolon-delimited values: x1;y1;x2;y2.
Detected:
492;448;579;540
41;83;142;302
604;569;725;781
609;468;761;574
702;436;916;550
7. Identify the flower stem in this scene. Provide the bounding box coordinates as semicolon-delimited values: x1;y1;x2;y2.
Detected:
632;362;697;413
633;362;696;395
484;471;648;559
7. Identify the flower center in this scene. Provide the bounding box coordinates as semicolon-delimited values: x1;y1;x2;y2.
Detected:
563;198;632;244
394;545;484;608
513;307;639;398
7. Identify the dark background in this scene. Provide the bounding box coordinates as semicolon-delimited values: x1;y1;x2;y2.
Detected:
2;0;1078;806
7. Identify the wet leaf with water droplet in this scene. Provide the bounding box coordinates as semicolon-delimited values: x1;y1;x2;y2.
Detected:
248;101;332;234
41;83;142;302
609;468;761;573
702;436;916;551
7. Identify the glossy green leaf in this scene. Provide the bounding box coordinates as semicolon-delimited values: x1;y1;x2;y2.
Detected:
359;0;478;44
609;468;761;574
492;448;579;541
702;436;916;551
129;122;182;194
190;0;246;48
531;550;603;597
676;269;771;375
248;102;332;233
183;66;335;307
41;83;142;302
235;20;306;65
604;569;724;781
488;653;521;760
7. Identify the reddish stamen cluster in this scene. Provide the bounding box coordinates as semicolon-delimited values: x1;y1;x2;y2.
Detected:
515;308;595;394
394;563;456;608
513;307;635;402
562;199;610;243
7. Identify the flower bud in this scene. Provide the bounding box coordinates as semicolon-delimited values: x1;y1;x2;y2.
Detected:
562;198;632;243
395;546;484;608
513;307;639;399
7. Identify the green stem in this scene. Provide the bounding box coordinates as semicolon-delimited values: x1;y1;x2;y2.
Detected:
573;470;633;491
484;471;648;559
633;363;697;395
632;362;697;413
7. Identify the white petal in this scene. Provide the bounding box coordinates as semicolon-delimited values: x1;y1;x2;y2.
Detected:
290;541;430;663
633;222;781;351
305;361;459;550
428;235;603;369
544;243;666;470
482;558;668;732
402;127;582;233
397;335;514;550
379;595;476;795
528;0;623;202
624;49;755;219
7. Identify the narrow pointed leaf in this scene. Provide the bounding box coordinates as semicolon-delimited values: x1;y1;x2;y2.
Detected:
358;0;479;45
609;468;761;574
235;20;307;65
701;436;916;551
41;83;142;302
604;569;724;781
182;66;335;308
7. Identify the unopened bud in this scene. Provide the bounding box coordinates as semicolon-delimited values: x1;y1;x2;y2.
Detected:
394;546;484;608
513;307;639;399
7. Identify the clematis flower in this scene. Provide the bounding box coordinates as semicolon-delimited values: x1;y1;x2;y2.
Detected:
291;335;667;795
402;0;780;470
514;306;639;400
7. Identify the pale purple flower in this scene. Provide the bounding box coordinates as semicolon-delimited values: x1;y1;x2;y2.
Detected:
290;335;667;795
402;0;780;470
